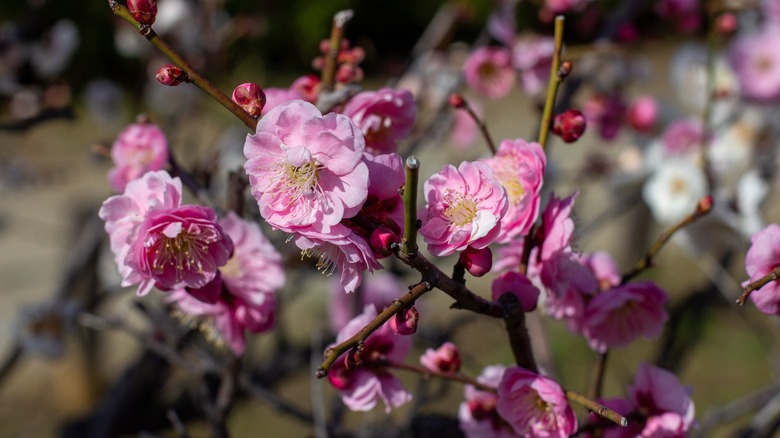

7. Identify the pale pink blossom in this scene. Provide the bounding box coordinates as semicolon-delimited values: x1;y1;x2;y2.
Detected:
342;88;417;154
108;121;169;192
539;251;597;331
579;251;621;291
99;170;182;290
729;25;780;101
420;161;508;257
244;100;369;234
218;212;285;304
327;305;412;413
127;205;233;298
628;363;695;434
582;282;669;352
496;366;577;437
294;224;381;294
483;138;546;243
168;284;276;355
420;342;461;373
491;271;539;312
511;36;554;96
260;87;305;116
743;224;780;314
463;46;516;99
459;365;515;438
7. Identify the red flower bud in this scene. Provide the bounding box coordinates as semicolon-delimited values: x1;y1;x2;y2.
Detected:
231;82;266;118
448;93;466;109
127;0;157;27
389;306;418;336
155;64;186;86
696;195;713;214
716;12;737;36
552;109;587;143
459;246;493;277
369;226;399;258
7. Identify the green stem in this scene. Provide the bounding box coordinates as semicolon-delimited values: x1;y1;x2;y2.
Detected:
108;0;257;132
402;156;420;256
567;390;628;427
320;10;354;92
537;16;566;149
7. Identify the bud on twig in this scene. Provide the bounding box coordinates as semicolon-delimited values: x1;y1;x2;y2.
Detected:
127;0;157;27
552;109;587;143
459;246;492;277
448;93;466;109
155;64;188;86
231;82;266;118
390;306;418;335
558;60;573;79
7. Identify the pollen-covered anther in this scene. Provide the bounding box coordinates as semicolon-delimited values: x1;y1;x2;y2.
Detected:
444;191;478;227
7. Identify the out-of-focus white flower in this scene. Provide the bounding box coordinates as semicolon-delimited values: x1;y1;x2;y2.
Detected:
671;44;739;125
736;170;769;237
643;160;708;224
709;109;763;185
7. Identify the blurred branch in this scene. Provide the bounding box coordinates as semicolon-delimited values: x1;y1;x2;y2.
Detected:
320;10;354;92
699;381;780;435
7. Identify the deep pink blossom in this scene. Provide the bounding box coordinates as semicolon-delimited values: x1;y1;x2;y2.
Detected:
168;284;276;355
729;25;780;101
244;100;369;234
628;363;695;434
420;342;461;373
294;224;381;294
108;121;169;192
491;271;539;312
463;46;516;99
743;224;780;314
99;170;182;290
342;88;417;154
483;138;546;243
511;36;554;95
459;365;515;438
496;366;577;437
582;282;669;352
327;305;412;413
628;96;659;133
127;205;233;298
420;161;508;257
218;212;285;304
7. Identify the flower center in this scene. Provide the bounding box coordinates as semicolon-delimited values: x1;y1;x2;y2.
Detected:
669;177;688;195
268;145;323;204
444;191;478;227
152;225;210;281
301;244;339;276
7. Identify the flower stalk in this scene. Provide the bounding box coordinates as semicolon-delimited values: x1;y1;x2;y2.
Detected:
537;16;566;149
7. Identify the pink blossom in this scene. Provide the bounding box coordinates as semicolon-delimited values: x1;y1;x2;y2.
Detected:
260;88;305;116
459;365;515;438
168;284;275;355
483;138;546;243
108;121;169;192
327;305;412;413
628;363;695;434
420;161;508;257
628;96;659;133
463;46;516;99
218;212;285;304
389;306;418;335
342;88;417;154
420;342;461;373
579;251;621;291
99;170;182;290
496;366;577;437
545;0;589;14
244;100;369;234
729;25;780;101
290;74;320;103
662;118;704;156
294;224;381;294
582;282;669;352
127;205;233;298
539;192;578;261
511;36;554;95
539;251;597;331
491;271;540;312
743;224;780;314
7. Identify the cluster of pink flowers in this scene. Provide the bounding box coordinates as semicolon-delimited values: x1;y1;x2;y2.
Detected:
243;96;415;293
107;120;169;193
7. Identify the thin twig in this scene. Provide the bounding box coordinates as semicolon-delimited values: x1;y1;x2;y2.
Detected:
537;16;566;149
385;361;496;393
459;98;496;154
320;10;354;92
588;351;609;400
567;390;628;427
738;266;780;306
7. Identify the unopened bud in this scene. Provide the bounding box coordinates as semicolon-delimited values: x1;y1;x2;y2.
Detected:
552;109;587;143
627;96;658;133
369;226;399;258
336;64;363;83
155;64;187;86
716;12;737;36
448;93;466;109
459;246;492;277
127;0;157;27
558;60;573;78
231;82;266;118
696;195;713;214
420;342;461;374
390;306;418;336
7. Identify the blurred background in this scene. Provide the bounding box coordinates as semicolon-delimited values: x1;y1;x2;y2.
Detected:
2;0;780;436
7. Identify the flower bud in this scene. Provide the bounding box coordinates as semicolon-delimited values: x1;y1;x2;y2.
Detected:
448;92;466;109
716;12;737;36
369;226;399;258
459;246;492;277
420;342;461;373
389;306;418;336
627;96;658;133
336;64;364;84
232;82;266;118
696;194;713;214
291;75;321;104
155;64;186;86
127;0;157;27
558;60;573;79
552;109;587;143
